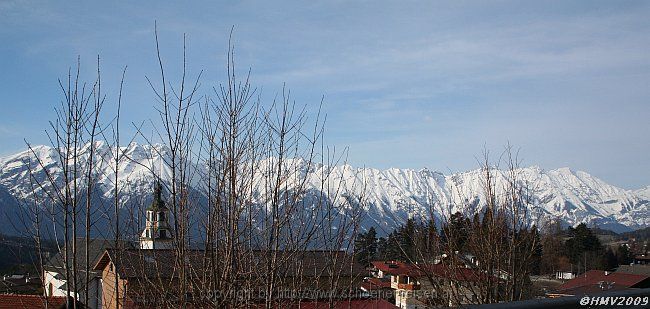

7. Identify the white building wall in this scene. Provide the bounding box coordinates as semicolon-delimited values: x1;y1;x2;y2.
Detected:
43;270;72;298
43;270;102;309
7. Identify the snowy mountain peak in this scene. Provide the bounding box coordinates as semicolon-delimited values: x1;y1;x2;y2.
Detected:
0;144;647;234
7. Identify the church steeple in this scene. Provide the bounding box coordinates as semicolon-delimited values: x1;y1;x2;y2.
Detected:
140;181;173;249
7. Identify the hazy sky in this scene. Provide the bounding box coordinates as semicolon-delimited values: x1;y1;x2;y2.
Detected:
0;1;649;189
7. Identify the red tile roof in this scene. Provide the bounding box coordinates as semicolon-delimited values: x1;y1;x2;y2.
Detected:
361;277;393;292
371;261;412;276
0;294;67;309
294;299;398;309
369;277;392;288
558;270;650;295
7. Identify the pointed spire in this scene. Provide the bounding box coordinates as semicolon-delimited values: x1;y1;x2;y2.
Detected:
147;179;167;211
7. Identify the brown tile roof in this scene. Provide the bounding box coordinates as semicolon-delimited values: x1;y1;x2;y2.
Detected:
94;249;366;279
558;270;650;295
0;294;67;309
94;248;209;279
250;299;399;309
370;261;487;282
285;299;399;309
616;265;650;276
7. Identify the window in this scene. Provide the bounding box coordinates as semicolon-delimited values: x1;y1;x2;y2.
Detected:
158;212;165;221
160;229;167;239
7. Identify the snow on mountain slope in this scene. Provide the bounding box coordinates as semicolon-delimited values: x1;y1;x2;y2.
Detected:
636;186;650;199
0;143;647;234
293;163;648;232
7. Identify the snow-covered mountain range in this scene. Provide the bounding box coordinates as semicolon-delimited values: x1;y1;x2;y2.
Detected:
0;143;647;235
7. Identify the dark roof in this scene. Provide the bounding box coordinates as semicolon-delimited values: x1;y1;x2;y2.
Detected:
259;250;365;278
94;249;200;278
45;238;134;271
616;265;650;276
558;282;631;296
271;299;399;309
371;261;487;282
94;249;366;279
557;270;650;295
44;238;136;291
0;276;41;294
0;294;68;309
246;299;398;309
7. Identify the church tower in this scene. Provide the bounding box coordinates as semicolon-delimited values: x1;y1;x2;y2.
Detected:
140;181;174;249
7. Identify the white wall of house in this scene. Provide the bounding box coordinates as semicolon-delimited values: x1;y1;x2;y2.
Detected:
44;270;71;298
556;271;575;280
43;270;102;309
395;289;427;309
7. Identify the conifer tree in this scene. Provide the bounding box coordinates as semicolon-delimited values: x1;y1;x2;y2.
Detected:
616;244;633;265
354;227;378;266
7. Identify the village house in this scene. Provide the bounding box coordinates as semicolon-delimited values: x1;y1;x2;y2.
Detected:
369;261;487;309
42;238;133;309
616;264;650;276
554;265;577;280
0;294;68;309
89;183;368;308
550;270;650;297
41;182;171;308
93;248;367;308
36;182;378;309
633;254;650;265
0;273;41;294
250;298;399;309
359;276;393;297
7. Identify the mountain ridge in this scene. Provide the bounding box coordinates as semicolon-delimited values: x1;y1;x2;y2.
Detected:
0;143;647;234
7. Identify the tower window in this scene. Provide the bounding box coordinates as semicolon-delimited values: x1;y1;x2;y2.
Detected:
158;212;165;221
160;230;167;239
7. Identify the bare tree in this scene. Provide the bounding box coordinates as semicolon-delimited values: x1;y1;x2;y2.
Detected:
376;144;543;307
21;28;369;309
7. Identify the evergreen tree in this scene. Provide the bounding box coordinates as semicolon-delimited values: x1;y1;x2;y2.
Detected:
399;218;417;261
530;227;543;275
565;223;604;271
385;231;402;260
354;227;378;266
421;218;439;259
443;212;469;252
366;227;378;261
616;244;633;266
603;247;618;270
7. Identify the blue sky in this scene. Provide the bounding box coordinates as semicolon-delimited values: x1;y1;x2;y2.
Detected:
0;1;649;189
